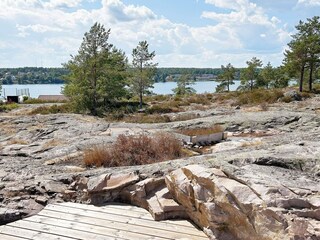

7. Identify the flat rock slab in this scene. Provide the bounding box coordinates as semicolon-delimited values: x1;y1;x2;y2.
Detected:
0;202;208;240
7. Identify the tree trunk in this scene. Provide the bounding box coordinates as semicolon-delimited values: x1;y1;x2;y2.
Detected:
309;62;314;92
250;79;253;91
227;79;230;92
139;91;143;109
299;65;305;92
139;61;143;109
92;65;97;116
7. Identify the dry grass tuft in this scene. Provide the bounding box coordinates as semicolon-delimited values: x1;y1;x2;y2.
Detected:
43;139;65;148
83;132;184;167
9;138;29;145
240;140;262;147
177;125;224;136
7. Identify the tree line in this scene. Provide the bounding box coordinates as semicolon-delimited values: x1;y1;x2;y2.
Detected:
0;67;68;84
1;16;320;113
0;67;237;85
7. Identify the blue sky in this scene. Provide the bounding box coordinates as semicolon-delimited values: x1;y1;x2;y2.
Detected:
0;0;319;68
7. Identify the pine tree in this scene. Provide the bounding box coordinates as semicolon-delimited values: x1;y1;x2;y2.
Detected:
131;41;157;109
216;63;235;92
63;23;128;115
240;57;262;91
284;16;320;92
173;74;195;95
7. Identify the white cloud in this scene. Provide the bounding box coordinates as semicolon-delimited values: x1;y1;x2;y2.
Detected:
0;0;292;67
202;0;290;54
44;0;83;9
16;24;63;37
297;0;320;6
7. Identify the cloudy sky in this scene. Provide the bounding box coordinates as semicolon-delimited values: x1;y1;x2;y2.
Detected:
0;0;319;68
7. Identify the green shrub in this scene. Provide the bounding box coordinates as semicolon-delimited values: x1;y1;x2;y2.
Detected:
146;105;174;114
235;89;284;105
24;98;68;104
29;104;72;115
0;103;19;112
281;96;293;103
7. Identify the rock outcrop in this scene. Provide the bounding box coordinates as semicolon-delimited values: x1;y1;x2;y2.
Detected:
165;165;288;240
60;165;319;240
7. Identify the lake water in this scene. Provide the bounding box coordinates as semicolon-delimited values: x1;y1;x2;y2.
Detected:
1;81;240;98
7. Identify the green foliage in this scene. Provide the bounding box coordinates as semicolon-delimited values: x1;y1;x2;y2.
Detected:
216;63;236;92
23;98;67;104
63;23;128;115
257;62;274;88
0;103;19;112
130;40;157;109
29;104;72;115
240;57;262;91
284;16;320;92
271;66;290;88
173;74;195;95
0;67;68;84
235;89;284;105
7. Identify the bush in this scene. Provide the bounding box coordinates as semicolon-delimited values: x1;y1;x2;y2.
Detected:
146;105;174;114
24;98;67;104
235;89;284;105
29;104;72;115
0;103;19;112
83;132;184;167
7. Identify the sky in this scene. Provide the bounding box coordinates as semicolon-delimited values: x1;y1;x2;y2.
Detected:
0;0;319;68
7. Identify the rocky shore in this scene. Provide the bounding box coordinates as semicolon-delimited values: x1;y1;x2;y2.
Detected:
0;99;319;239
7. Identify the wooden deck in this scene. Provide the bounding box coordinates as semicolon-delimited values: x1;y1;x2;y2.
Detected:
0;202;208;240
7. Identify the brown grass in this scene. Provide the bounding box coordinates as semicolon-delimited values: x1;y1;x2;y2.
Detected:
8;138;29;145
240;140;262;147
121;114;171;123
43;139;65;148
83;132;184;167
177;125;224;136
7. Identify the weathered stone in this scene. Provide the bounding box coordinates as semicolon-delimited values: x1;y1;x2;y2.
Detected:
272;198;314;210
0;170;7;179
43;181;67;193
103;172;140;191
166;165;287;240
87;172;140;205
0;208;21;225
120;177;165;209
87;172;139;193
87;174;111;193
69;177;88;191
291;209;320;221
35;196;48;205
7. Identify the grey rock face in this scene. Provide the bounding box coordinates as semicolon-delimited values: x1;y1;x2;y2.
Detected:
0;98;319;238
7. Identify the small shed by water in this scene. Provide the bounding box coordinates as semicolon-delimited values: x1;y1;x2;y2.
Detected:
38;95;68;102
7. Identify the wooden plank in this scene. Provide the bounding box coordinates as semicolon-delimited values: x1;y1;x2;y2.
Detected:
103;204;197;228
7;220;120;240
0;233;29;240
59;202;197;228
0;225;75;240
46;204;206;238
40;209;208;239
59;202;153;219
25;215;169;240
39;208;207;239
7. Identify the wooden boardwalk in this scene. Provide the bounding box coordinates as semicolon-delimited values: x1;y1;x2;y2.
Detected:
0;202;208;240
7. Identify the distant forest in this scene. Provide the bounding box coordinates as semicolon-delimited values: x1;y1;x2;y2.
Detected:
0;67;241;85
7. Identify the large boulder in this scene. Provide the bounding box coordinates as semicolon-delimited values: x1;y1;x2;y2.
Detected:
165;165;288;240
87;172;140;204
